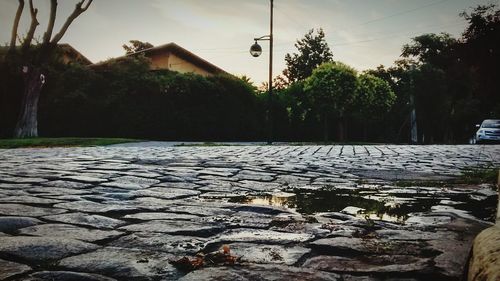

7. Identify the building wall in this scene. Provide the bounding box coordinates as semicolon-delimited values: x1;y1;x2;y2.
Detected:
148;52;213;76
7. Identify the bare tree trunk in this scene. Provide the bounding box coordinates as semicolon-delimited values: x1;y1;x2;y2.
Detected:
14;67;44;138
6;0;93;138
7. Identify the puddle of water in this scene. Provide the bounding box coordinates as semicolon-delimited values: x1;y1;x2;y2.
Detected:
228;187;498;223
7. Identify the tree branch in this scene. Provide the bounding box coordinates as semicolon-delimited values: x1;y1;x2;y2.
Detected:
9;0;25;52
21;0;39;52
43;0;58;45
51;0;93;44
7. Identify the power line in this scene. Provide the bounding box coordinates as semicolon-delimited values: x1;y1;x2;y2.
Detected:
332;20;466;47
332;0;452;33
187;0;463;54
193;19;466;56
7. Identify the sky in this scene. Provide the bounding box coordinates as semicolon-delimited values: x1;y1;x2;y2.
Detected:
1;0;498;85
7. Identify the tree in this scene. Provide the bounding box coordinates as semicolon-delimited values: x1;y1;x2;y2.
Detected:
283;28;333;84
6;0;93;138
461;4;499;43
401;33;457;68
304;62;358;141
459;4;500;116
354;74;396;140
400;33;460;143
122;40;154;55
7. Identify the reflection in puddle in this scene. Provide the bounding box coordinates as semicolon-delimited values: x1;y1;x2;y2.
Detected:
229;187;498;223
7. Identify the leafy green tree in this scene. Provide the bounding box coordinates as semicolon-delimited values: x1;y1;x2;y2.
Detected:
401;33;455;143
283;28;333;84
354;74;396;140
460;4;500;117
304;62;358;141
122;40;154;55
275;81;309;140
402;33;457;67
365;61;416;142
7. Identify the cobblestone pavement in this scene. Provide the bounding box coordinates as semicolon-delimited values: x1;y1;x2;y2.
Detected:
0;145;499;281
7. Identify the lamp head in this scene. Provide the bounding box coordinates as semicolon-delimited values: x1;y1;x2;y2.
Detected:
250;41;262;57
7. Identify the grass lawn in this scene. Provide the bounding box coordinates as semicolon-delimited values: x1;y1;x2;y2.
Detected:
0;137;139;149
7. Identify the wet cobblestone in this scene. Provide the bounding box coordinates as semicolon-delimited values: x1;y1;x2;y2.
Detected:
0;144;499;280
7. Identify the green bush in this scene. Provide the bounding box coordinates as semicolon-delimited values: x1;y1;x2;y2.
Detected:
32;56;265;141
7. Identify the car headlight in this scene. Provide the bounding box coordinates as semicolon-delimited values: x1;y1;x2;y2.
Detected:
478;130;484;135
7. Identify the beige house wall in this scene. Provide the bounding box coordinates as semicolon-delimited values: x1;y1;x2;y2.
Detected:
148;52;212;76
61;55;73;65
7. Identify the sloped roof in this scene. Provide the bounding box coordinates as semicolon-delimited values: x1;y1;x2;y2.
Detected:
58;43;92;65
0;44;92;65
130;42;227;74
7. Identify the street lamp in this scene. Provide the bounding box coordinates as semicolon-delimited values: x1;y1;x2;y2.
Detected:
250;41;262;57
250;0;274;144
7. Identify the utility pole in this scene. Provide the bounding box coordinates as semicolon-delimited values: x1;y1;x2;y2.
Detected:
250;0;274;144
409;64;418;144
268;0;274;145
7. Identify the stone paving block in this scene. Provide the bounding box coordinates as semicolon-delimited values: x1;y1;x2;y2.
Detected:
198;211;274;229
153;182;202;190
0;216;42;233
125;197;177;211
18;223;123;242
0;237;100;263
41;180;92;189
101;175;160;189
178;264;341;281
302;255;432;274
43;212;126;229
164;205;235;217
27;186;92;195
0;195;65;204
131;187;200;200
109;232;206;254
207;229;314;245
123;212;200;221
228;243;311;265
0;176;49;184
119;220;225;237
54;201;139;213
0;259;31;280
0;182;33;191
198;167;239;177
22;271;117;281
235;170;276;182
62;175;108;184
0;204;67;217
310;237;427;256
58;247;178;281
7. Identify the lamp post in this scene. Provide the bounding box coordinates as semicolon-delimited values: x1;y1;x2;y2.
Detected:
250;0;274;145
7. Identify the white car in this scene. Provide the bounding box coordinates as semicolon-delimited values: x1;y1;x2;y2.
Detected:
475;119;500;144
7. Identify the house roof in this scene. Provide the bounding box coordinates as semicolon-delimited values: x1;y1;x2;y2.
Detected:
0;44;92;65
130;42;227;75
58;43;93;65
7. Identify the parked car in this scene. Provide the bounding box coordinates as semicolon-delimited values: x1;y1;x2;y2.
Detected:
474;119;500;144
